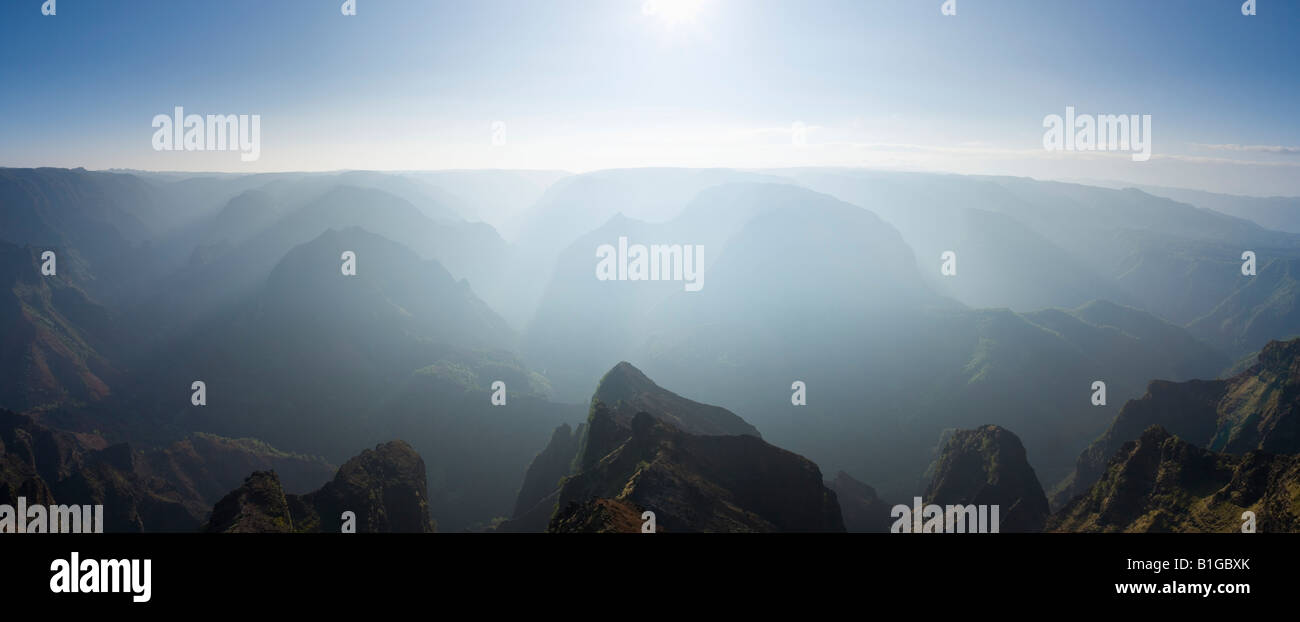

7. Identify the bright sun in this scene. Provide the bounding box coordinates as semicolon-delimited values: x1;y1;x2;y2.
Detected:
642;0;707;26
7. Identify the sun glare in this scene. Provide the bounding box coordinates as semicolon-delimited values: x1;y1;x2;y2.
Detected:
642;0;707;27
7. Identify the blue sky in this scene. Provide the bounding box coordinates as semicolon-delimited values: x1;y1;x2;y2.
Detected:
1;0;1297;194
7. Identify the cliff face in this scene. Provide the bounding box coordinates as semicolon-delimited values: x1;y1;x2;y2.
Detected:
925;425;1050;532
511;422;583;519
828;471;892;533
1053;379;1225;507
206;440;437;533
551;407;843;533
1055;337;1300;507
1048;426;1300;533
1217;337;1300;454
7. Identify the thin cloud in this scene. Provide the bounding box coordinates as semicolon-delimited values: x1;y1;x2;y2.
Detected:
1190;143;1300;155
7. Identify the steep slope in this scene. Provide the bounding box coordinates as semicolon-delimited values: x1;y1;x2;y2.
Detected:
1053;299;1229;380
781;169;1130;312
127;227;576;531
1055;337;1300;506
1049;426;1300;533
783;169;1300;355
1054;379;1226;508
510;422;584;519
195;188;289;249
504;361;761;531
373;359;581;532
0;167;182;305
525;181;946;401
131;227;518;458
0;241;119;412
828;471;892;533
523;213;696;397
924;425;1050;532
638;299;1225;505
509;363;842;533
591;361;759;439
135;183;511;346
1188;257;1300;356
542;178;1224;500
259;226;513;352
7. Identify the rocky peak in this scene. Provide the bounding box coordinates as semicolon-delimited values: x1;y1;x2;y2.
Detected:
289;440;436;533
206;440;437;533
590;361;760;439
925;425;1049;532
1048;425;1300;532
203;471;294;533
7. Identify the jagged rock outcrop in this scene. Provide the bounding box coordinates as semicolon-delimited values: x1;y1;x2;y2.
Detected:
2;407;338;532
203;471;294;533
511;422;584;519
925;425;1049;532
589;361;761;439
502;361;773;532
1055;337;1300;507
206;440;437;533
289;440;436;533
1048;426;1300;532
552;407;843;532
828;471;892;533
1052;379;1224;508
507;362;842;533
0;409;198;531
495;421;586;533
550;498;649;533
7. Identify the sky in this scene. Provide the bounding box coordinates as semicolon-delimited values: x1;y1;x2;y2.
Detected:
1;0;1298;195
